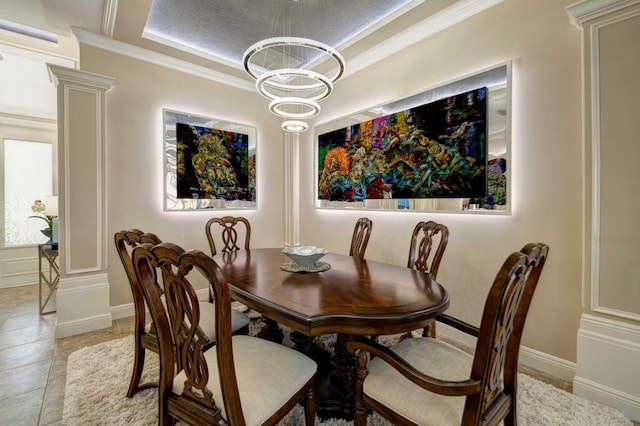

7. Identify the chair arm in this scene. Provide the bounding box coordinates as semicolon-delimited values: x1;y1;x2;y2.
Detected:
436;314;480;338
346;336;482;397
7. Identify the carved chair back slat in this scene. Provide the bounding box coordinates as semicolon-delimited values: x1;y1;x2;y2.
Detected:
407;220;449;279
350;217;373;258
205;216;251;256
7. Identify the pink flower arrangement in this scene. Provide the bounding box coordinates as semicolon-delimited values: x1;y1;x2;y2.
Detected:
29;199;54;229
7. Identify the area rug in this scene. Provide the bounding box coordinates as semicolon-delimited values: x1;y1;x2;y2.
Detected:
62;334;633;426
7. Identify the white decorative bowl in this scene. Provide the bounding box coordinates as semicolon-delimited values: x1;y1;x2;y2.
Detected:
282;246;328;267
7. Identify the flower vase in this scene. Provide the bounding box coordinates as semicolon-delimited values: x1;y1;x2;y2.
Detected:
40;229;53;243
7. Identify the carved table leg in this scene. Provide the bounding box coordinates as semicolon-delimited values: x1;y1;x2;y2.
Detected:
315;333;356;420
328;333;356;399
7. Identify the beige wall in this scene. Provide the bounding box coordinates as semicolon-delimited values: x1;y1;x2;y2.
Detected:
78;0;585;362
78;45;286;307
300;0;583;362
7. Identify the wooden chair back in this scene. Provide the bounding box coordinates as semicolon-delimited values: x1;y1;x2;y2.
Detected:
407;220;449;279
132;242;233;424
205;216;251;256
115;229;162;322
347;243;549;426
113;229;162;396
463;244;548;424
350;217;373;258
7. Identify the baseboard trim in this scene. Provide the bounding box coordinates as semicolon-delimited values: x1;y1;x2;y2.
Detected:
55;313;113;339
110;302;134;320
575;314;640;421
55;273;111;338
519;345;576;382
574;376;640;422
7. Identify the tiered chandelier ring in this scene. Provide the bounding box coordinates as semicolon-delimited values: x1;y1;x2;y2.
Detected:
242;36;345;132
256;68;333;101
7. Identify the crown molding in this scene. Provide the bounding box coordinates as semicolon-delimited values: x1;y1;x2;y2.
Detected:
566;0;640;28
46;63;115;91
101;0;119;38
72;28;255;92
0;113;56;130
346;0;504;77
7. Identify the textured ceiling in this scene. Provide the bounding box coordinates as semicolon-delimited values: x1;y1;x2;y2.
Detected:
143;0;416;66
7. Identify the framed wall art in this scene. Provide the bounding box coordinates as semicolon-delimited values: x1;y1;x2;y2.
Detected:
314;61;511;214
163;109;257;211
318;87;488;201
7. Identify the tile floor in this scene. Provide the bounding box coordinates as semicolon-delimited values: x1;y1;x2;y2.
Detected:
0;284;137;426
0;284;632;426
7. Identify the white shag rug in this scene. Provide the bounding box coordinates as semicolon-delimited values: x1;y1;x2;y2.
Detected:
62;334;633;426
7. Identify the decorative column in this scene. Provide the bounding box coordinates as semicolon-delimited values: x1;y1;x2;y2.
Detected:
567;1;640;421
284;131;300;247
47;64;115;338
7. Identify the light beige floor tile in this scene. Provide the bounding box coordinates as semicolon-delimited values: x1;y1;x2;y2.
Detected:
39;373;65;426
0;339;55;371
0;312;55;332
115;316;136;336
0;387;45;426
48;353;68;381
0;359;50;400
0;324;55;350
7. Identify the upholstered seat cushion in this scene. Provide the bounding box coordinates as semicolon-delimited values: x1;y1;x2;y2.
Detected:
199;301;251;337
364;337;473;425
173;335;317;426
144;301;250;338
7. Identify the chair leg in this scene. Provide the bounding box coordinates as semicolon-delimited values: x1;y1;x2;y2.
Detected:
303;384;316;426
504;394;517;426
353;353;369;426
127;339;158;397
159;395;172;426
127;342;146;397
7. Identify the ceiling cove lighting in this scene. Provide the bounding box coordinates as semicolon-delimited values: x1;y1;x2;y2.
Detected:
0;19;58;44
242;35;345;133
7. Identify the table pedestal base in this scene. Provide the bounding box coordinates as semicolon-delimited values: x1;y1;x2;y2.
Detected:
290;330;356;420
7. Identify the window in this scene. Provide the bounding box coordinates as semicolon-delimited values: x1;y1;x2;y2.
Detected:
3;139;53;246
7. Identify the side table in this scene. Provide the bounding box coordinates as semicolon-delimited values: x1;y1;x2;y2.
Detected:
39;243;59;315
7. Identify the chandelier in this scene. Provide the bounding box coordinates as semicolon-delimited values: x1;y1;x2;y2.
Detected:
242;8;345;133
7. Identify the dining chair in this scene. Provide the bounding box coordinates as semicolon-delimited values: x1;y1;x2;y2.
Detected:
114;229;250;398
205;216;283;342
350;217;373;258
347;242;549;426
205;216;251;257
132;241;317;426
407;220;449;337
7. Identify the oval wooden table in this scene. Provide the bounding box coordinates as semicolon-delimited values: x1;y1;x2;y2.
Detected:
213;248;450;419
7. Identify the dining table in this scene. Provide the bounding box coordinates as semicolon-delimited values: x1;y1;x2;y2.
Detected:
212;248;450;420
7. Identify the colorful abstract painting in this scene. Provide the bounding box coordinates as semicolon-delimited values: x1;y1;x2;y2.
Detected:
472;157;506;208
318;87;487;201
176;123;254;201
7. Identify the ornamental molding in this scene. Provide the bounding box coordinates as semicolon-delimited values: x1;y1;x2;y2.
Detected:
566;0;640;27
